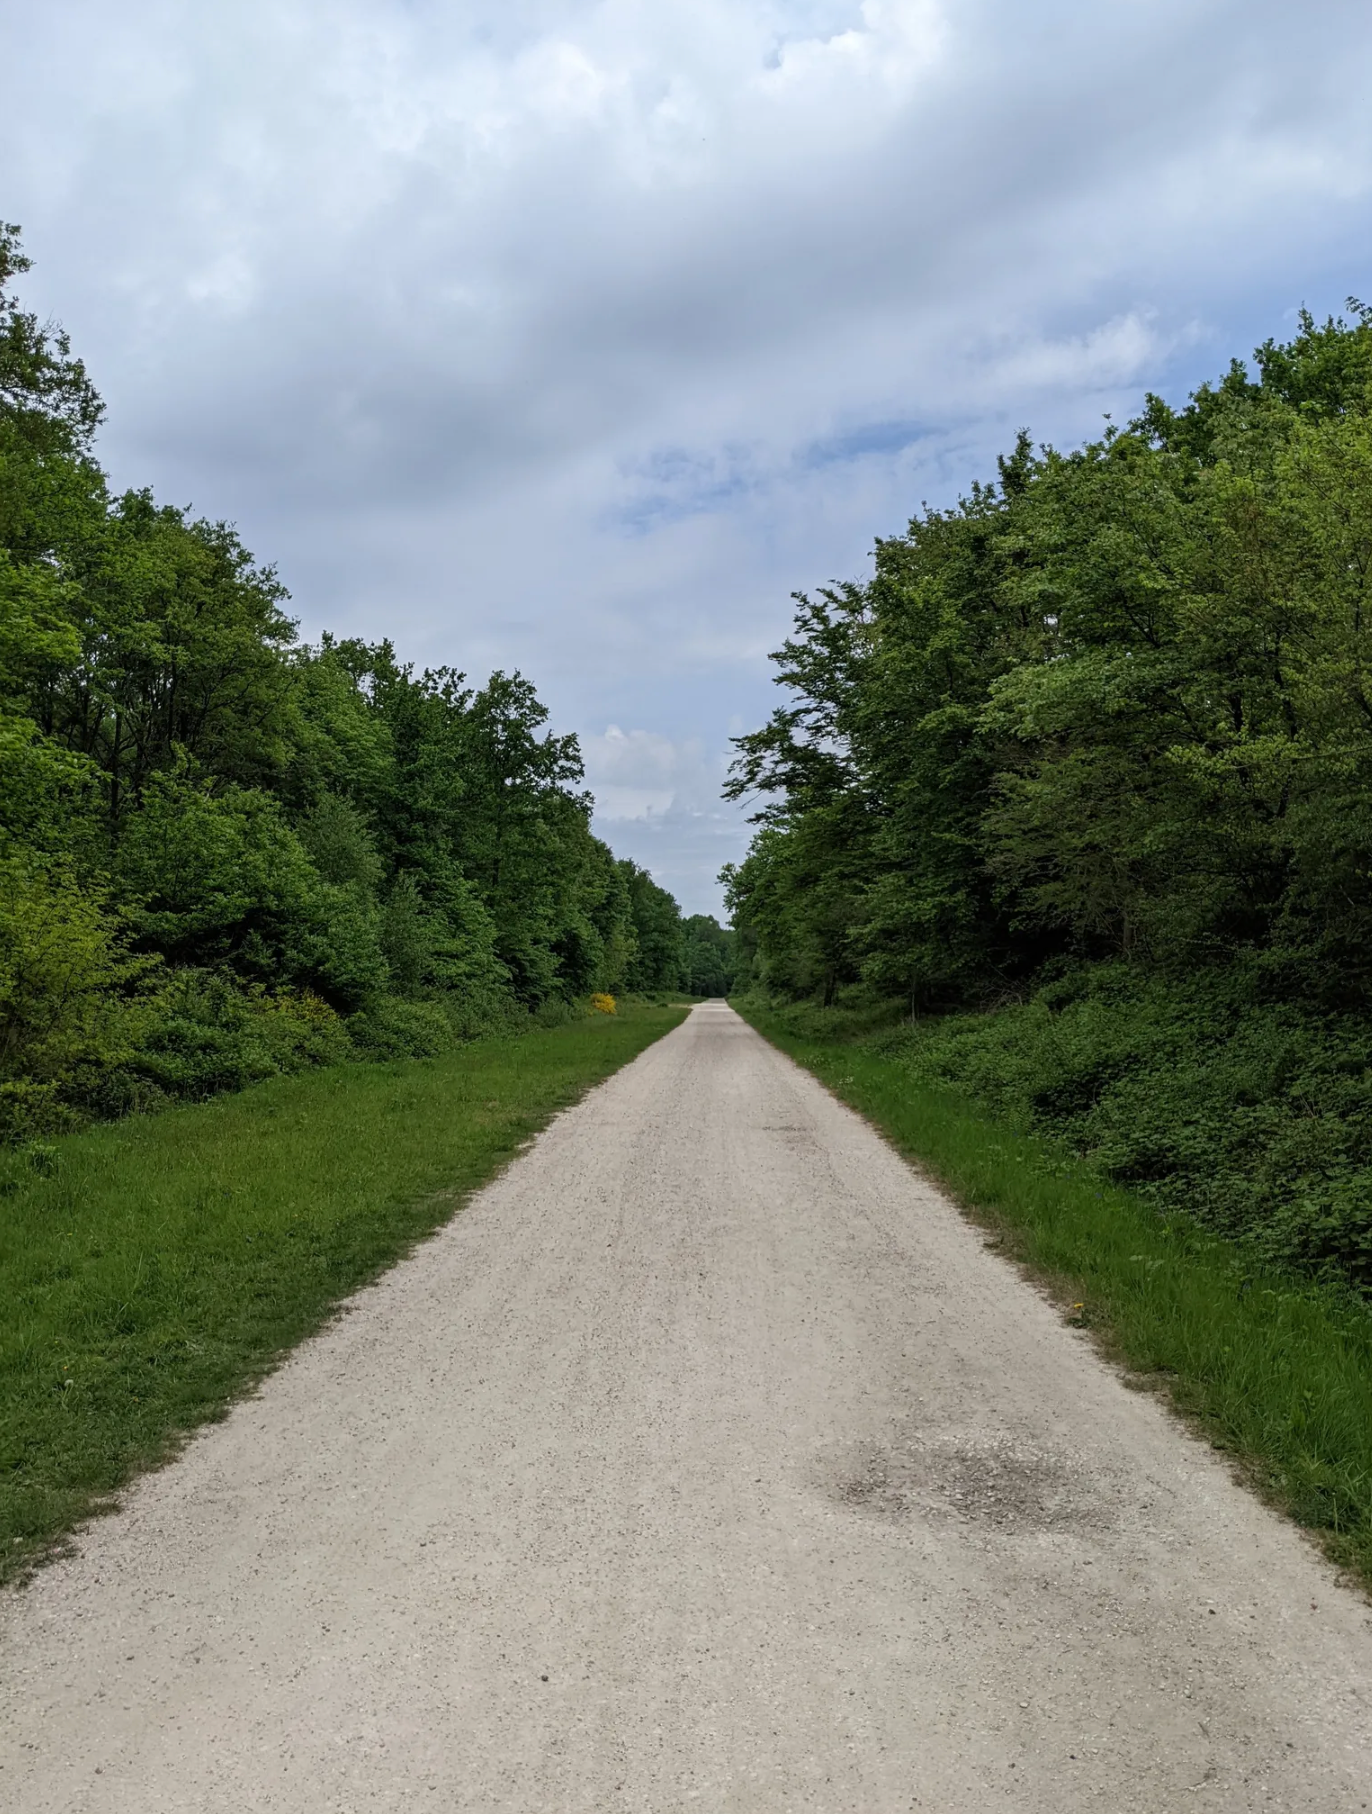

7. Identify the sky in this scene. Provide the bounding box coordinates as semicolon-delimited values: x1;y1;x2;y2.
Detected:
4;1;1372;914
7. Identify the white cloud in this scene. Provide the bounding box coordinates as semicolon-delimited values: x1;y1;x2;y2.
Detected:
582;724;702;817
4;0;1372;914
593;797;750;913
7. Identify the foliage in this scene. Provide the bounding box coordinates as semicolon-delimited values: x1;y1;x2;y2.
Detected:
681;912;736;996
0;222;105;562
619;859;684;991
0;855;150;1138
347;996;457;1060
868;967;1372;1288
0;227;719;1139
727;301;1372;1291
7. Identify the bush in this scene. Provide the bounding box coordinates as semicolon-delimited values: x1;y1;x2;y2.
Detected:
108;970;354;1104
0;855;151;1139
532;995;579;1029
874;966;1372;1289
437;984;528;1041
347;997;456;1060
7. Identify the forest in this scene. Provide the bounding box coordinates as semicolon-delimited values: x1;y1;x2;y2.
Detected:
0;225;731;1143
726;303;1372;1290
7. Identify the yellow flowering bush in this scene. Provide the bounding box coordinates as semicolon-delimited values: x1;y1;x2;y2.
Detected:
590;993;617;1015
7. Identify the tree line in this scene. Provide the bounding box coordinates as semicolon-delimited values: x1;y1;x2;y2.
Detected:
726;304;1372;1012
723;304;1372;1285
0;226;731;1141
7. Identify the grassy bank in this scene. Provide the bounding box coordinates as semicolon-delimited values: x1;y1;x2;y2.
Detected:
736;995;1372;1590
1;1004;686;1585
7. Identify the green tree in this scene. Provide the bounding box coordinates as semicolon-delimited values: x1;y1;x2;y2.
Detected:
728;303;1372;1011
0;854;148;1138
0;223;106;564
619;861;683;992
0;227;689;1137
681;914;735;996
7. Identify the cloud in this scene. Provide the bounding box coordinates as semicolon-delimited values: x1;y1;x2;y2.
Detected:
581;724;713;819
4;0;1372;914
593;795;750;917
581;724;742;912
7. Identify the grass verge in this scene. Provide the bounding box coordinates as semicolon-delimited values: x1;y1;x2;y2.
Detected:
736;995;1372;1592
1;1004;687;1586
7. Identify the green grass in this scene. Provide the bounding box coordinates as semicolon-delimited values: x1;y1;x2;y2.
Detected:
0;1004;687;1585
737;996;1372;1591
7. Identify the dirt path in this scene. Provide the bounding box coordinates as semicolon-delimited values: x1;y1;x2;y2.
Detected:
3;1003;1371;1810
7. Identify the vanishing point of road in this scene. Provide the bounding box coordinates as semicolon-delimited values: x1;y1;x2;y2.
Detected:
3;1003;1370;1810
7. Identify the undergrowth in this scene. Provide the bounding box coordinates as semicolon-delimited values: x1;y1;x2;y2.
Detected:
866;966;1372;1291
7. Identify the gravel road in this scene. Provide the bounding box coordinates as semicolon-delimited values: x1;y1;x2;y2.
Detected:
3;1002;1371;1811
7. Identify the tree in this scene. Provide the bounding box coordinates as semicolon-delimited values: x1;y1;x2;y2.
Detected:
681;914;735;996
0;228;688;1137
728;303;1372;1011
619;861;683;992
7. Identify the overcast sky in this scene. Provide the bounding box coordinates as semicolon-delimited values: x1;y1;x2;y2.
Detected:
4;1;1372;913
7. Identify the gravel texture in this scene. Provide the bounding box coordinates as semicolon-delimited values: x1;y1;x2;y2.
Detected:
3;1001;1371;1810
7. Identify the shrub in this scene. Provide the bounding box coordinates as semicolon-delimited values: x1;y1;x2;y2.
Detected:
109;970;354;1104
876;966;1372;1289
347;998;455;1060
0;855;151;1139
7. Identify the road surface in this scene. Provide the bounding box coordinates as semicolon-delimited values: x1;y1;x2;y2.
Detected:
3;1002;1370;1810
